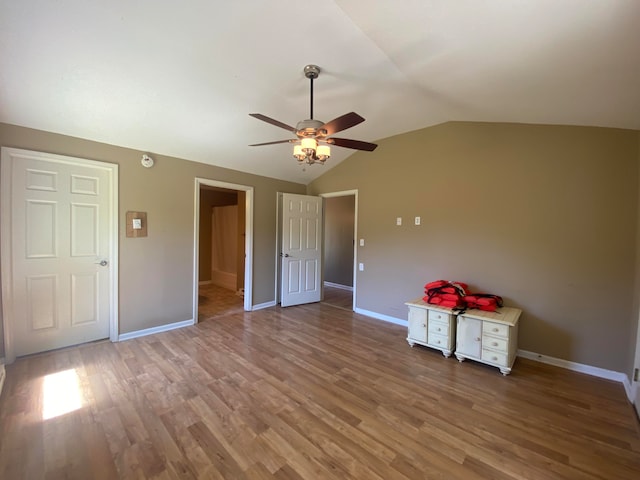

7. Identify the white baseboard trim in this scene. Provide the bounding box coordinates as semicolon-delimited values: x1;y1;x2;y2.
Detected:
252;300;277;311
118;319;195;342
198;280;213;286
517;349;633;402
354;307;408;327
324;281;353;292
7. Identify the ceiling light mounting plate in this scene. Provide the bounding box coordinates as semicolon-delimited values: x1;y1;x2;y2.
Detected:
304;64;320;79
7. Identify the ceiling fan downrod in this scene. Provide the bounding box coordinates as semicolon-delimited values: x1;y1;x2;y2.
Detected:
304;64;320;120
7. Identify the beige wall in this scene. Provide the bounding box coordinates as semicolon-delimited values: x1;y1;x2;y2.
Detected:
324;195;355;287
0;123;305;350
309;122;640;374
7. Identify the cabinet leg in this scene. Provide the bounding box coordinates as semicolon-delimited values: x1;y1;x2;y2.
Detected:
407;339;415;347
455;354;465;363
442;351;452;358
500;367;511;376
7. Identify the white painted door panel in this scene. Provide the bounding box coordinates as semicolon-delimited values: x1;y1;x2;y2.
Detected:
280;193;323;307
2;148;115;357
456;316;482;358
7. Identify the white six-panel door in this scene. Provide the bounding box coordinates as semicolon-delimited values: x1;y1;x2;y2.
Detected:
280;193;323;307
1;148;117;359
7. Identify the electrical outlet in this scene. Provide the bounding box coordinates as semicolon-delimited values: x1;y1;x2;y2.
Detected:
634;368;639;382
414;216;421;225
396;217;402;226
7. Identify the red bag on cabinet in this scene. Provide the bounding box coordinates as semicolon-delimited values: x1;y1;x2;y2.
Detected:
463;294;504;312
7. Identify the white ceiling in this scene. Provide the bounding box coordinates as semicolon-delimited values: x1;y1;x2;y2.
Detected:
1;0;639;184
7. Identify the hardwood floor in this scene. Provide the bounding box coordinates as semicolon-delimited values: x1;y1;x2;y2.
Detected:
1;301;639;479
197;283;244;321
321;285;353;311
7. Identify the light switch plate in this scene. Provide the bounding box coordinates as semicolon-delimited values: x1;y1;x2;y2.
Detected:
396;217;402;226
126;211;147;237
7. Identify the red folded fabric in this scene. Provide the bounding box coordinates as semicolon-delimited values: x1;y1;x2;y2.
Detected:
463;294;503;311
424;293;465;307
424;280;449;291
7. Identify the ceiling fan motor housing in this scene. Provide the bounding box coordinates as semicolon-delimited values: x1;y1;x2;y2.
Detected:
295;118;325;137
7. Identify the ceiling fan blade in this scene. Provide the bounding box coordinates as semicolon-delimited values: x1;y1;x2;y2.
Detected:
249;113;297;133
319;112;365;136
249;139;294;147
329;137;378;152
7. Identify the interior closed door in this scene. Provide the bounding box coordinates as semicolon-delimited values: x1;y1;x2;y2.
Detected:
1;148;116;358
280;193;323;307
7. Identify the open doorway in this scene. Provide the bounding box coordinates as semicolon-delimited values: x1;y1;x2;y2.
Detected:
194;179;253;322
320;190;357;311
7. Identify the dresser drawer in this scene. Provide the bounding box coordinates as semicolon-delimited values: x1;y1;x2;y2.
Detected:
428;320;448;336
428;310;451;323
481;348;508;367
482;321;509;338
482;336;508;353
428;332;449;349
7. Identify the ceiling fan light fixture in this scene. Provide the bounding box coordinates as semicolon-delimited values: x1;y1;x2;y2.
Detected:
301;137;317;153
316;144;330;160
293;144;306;161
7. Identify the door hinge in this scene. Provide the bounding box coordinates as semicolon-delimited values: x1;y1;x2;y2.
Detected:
634;368;639;382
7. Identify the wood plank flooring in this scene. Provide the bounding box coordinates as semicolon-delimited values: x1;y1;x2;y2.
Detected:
197;284;244;321
1;301;639;479
321;285;353;311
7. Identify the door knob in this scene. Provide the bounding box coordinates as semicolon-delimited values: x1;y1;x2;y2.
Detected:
280;253;290;257
95;260;108;266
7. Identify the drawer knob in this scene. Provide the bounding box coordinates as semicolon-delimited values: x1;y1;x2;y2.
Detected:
422;324;426;328
475;337;481;342
436;340;441;344
437;327;441;332
493;328;499;332
492;356;498;361
492;342;498;347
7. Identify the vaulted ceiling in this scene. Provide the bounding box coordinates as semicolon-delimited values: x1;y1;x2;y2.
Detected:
1;1;639;184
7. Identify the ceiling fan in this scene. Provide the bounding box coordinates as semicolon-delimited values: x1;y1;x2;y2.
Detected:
249;64;378;165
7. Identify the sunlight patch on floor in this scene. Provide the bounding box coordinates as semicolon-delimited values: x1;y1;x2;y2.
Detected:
42;368;83;420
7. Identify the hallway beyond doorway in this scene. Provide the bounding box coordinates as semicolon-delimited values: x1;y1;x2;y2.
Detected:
198;284;244;321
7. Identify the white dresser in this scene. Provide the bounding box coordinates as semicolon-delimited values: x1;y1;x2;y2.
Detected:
405;299;456;357
455;307;521;375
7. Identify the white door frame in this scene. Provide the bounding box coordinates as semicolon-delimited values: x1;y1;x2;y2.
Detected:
193;178;253;316
633;311;640;417
1;147;119;364
319;190;358;311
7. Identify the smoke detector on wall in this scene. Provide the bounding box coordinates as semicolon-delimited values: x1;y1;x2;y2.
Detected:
141;154;154;168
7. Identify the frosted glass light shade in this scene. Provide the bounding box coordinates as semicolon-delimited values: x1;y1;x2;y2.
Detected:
316;145;330;159
301;138;317;151
293;144;305;159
